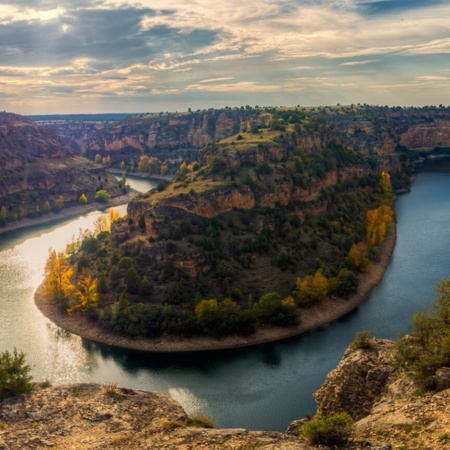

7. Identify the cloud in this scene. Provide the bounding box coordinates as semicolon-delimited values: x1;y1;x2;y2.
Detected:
341;60;378;66
186;81;281;93
199;77;235;84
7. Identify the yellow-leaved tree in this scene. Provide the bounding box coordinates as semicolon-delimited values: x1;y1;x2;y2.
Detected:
293;269;328;306
366;204;394;247
67;268;98;314
44;249;75;307
347;242;371;272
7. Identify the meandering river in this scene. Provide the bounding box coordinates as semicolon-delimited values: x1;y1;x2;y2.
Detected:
1;165;450;432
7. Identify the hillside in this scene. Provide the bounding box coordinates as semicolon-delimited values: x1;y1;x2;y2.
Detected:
0;112;124;225
37;111;403;344
47;106;450;177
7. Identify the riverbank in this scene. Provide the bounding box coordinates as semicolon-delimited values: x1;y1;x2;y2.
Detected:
0;190;138;237
108;168;172;182
35;226;396;353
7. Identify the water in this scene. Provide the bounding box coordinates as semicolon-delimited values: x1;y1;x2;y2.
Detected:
1;163;450;431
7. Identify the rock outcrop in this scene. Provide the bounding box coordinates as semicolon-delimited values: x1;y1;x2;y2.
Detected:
0;383;312;450
313;337;450;449
0;112;122;215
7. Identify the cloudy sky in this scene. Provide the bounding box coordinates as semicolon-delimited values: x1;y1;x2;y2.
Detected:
1;0;450;114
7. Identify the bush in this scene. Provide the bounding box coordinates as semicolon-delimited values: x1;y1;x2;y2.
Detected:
351;331;374;350
0;349;35;401
95;190;111;203
303;413;354;446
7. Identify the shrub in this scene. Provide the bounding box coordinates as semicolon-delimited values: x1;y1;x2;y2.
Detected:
303;413;354;446
351;331;374;350
0;349;35;401
187;414;215;428
95;190;111;203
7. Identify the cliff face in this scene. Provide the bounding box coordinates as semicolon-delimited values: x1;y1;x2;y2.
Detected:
0;383;313;450
50;107;450;171
0;112;122;213
314;337;450;449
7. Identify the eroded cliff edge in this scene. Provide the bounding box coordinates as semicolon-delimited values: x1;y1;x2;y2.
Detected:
2;336;450;449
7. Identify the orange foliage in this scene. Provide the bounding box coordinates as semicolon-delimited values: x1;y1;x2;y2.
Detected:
366;204;394;247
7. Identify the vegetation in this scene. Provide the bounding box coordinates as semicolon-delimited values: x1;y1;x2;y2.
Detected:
42;112;398;340
396;278;450;389
0;349;34;401
302;412;354;446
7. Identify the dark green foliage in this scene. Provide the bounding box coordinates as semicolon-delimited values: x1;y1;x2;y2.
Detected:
118;256;134;270
124;266;140;294
303;413;354;446
0;349;34;401
81;236;99;253
351;331;374;350
395;278;450;389
330;268;359;298
77;254;91;273
139;275;153;296
98;271;109;294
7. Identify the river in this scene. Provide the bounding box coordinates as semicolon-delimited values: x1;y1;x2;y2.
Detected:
1;165;449;432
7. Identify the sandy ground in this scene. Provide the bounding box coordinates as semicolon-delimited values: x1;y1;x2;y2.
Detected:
34;228;396;353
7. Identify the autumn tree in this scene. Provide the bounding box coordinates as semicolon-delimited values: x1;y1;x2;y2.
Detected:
44;249;75;307
347;242;371;272
293;269;328;306
94;154;102;164
101;155;111;167
366;205;394;247
79;193;88;204
67;268;98;314
160;164;168;176
195;299;219;334
120;160;126;171
54;195;64;210
43;201;51;212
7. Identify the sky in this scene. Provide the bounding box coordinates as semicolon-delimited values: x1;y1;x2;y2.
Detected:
1;0;450;114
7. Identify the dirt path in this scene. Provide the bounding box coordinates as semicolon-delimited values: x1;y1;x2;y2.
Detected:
35;228;396;353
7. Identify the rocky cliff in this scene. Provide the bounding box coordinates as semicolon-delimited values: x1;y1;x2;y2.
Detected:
4;338;448;450
50;107;450;173
0;112;122;217
314;337;450;449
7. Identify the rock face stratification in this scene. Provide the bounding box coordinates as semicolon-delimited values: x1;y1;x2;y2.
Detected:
0;112;122;214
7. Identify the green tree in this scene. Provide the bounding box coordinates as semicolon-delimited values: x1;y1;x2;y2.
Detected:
98;271;109;294
0;349;34;401
95;190;111;203
124;266;140;294
139;275;152;296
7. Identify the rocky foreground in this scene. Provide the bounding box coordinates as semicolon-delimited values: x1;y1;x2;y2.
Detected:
1;338;450;449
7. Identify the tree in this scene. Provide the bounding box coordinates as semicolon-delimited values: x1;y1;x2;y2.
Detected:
79;193;88;204
160;164;168;176
43;200;51;212
293;269;328;305
139;275;152;296
95;190;111;203
195;299;219;333
101;155;111;167
120;160;126;171
0;206;7;220
54;195;64;210
124;266;140;294
67;268;98;314
44;249;74;307
366;205;393;247
94;154;102;164
0;349;34;401
98;271;109;294
347;242;371;272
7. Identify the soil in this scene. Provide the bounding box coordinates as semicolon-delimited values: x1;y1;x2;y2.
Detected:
34;227;397;353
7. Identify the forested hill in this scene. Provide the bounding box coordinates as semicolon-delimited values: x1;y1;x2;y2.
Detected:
0;112;122;224
42;116;400;340
43;105;450;170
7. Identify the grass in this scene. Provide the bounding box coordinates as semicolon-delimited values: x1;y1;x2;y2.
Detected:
187;414;215;428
